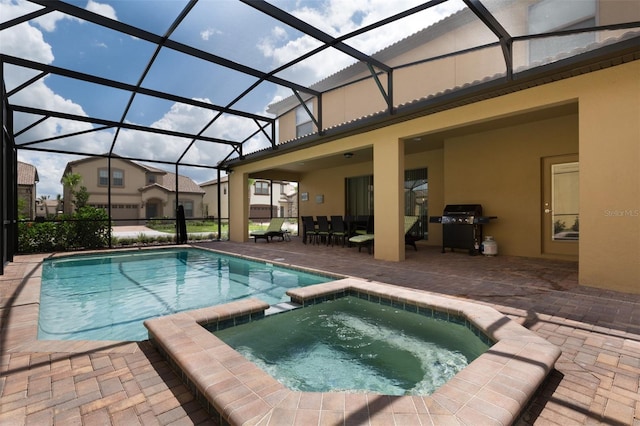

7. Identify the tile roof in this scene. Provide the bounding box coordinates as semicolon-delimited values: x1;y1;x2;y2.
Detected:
17;161;38;186
141;172;205;194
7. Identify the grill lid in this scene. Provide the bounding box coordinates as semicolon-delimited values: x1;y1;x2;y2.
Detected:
442;204;483;216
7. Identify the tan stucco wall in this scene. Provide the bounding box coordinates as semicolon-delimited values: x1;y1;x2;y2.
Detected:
229;171;248;242
298;161;372;218
233;61;640;293
577;62;640;293
202;181;229;219
67;159;145;218
444;114;578;257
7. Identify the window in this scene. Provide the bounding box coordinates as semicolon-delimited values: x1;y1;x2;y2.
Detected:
295;100;314;138
255;181;269;195
147;174;156;185
98;169;109;186
98;168;124;187
176;201;194;217
113;170;124;187
405;168;428;240
345;175;373;216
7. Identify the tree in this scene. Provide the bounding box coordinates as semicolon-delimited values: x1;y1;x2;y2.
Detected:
61;172;81;190
62;172;87;212
74;186;89;210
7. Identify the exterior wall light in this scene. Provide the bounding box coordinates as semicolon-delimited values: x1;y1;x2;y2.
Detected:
344;152;353;158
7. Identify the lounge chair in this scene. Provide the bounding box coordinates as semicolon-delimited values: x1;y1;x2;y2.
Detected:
348;233;375;253
404;216;420;251
348;216;420;254
250;218;287;243
349;216;374;253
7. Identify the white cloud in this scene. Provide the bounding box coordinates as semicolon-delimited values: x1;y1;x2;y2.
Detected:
200;28;222;41
85;0;117;21
29;0;117;32
1;0;110;196
114;99;269;171
259;0;463;86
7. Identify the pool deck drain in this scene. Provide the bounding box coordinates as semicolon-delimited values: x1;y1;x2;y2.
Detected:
145;278;561;425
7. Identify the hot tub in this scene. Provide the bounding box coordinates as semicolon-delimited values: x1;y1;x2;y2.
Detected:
211;296;492;396
145;278;561;425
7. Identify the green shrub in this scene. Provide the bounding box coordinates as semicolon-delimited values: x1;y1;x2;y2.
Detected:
68;207;110;249
18;207;110;253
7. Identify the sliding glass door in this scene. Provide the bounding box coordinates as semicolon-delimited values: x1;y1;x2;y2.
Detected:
405;168;428;240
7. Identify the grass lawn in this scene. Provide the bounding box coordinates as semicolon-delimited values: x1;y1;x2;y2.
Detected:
147;221;228;234
146;220;284;234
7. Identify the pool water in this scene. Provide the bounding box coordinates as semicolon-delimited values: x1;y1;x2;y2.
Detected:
38;248;332;341
213;296;490;396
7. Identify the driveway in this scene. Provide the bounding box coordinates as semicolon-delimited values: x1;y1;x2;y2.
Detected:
111;226;171;238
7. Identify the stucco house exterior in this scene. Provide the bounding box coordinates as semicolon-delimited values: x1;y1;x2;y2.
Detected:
16;161;38;220
35;199;61;219
201;175;298;220
221;0;640;294
62;156;205;225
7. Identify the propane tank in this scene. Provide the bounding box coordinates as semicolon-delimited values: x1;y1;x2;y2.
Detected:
481;236;498;256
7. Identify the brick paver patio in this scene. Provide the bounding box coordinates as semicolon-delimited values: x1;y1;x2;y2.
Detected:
1;239;639;425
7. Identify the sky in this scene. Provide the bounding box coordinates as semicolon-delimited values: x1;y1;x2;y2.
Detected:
2;0;463;198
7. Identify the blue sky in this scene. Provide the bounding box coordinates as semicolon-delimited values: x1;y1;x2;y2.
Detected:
2;0;462;198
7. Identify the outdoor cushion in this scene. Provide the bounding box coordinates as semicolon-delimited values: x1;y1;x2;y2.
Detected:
250;218;286;242
348;233;374;253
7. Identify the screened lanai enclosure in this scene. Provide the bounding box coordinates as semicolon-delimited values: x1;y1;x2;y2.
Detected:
2;0;639;272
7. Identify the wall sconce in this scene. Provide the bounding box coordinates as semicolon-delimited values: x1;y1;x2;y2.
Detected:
343;152;353;159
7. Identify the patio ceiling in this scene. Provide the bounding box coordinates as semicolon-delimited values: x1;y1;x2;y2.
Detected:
2;0;639;173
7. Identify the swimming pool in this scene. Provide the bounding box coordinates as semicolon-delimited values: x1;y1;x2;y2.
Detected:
38;247;334;341
213;296;490;395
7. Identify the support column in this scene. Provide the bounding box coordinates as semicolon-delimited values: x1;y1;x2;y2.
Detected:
373;137;404;261
578;62;640;293
228;171;249;242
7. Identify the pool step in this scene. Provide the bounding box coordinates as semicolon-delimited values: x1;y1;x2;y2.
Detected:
265;302;302;316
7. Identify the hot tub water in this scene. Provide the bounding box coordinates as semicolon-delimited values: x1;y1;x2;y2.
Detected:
214;296;490;395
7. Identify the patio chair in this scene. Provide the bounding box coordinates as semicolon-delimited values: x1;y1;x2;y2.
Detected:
316;216;332;245
329;215;348;246
250;217;286;243
301;216;318;245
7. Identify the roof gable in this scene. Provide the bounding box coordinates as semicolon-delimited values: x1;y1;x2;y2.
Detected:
17;161;38;186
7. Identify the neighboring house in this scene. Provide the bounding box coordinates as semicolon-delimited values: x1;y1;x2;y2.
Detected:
200;175;229;219
17;161;38;219
62;156;205;225
222;0;640;294
35;199;61;218
201;176;298;220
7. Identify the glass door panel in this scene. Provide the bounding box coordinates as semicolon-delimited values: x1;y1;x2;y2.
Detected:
542;155;579;257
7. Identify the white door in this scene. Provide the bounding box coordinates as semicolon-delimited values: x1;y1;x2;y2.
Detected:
542;154;579;257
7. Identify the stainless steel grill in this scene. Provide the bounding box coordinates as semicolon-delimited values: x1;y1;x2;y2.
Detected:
430;204;496;254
